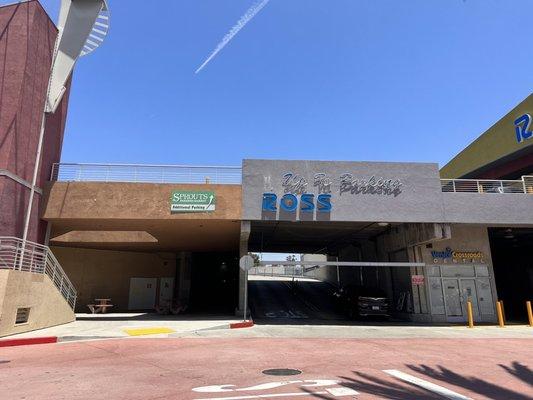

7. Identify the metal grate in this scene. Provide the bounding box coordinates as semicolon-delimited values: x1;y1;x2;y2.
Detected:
15;308;30;325
262;369;302;376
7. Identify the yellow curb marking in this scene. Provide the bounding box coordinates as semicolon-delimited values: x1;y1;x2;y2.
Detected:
123;327;175;336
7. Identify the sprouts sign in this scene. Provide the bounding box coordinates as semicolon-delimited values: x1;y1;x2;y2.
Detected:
170;191;216;213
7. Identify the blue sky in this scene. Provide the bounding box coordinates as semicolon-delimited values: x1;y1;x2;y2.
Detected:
28;0;533;167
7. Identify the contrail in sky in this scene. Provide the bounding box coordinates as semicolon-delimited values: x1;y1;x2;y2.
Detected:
195;0;270;74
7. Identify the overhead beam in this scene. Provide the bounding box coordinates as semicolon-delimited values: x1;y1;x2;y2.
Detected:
258;261;425;268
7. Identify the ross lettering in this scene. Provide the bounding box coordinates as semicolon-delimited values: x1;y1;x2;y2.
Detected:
262;193;332;213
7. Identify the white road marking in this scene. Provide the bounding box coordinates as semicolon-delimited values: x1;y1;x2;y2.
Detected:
383;370;473;400
192;379;357;399
302;379;341;387
194;392;328;400
326;387;360;396
193;385;237;393
236;381;303;391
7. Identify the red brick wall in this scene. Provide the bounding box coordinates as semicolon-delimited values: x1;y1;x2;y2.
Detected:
0;0;70;243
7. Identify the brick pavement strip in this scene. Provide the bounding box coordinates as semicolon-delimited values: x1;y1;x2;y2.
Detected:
0;338;531;400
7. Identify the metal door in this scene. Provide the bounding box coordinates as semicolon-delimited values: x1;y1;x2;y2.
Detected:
128;278;157;310
443;279;462;317
459;279;480;318
159;277;174;305
475;278;495;317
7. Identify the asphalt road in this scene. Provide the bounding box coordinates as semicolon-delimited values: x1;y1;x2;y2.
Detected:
248;276;347;323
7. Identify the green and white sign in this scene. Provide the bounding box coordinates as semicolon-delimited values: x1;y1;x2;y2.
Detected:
171;191;216;213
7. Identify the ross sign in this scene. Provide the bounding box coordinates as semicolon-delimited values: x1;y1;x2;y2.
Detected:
170;191;215;213
262;193;332;213
431;247;485;263
411;275;425;286
239;255;255;271
262;171;403;214
514;113;532;143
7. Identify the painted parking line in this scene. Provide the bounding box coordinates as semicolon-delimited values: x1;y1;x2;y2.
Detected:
383;369;473;400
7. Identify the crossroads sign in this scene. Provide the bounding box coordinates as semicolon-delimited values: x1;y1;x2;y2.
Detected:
170;191;216;213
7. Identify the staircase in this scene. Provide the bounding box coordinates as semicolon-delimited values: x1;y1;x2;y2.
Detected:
80;0;110;57
0;237;77;309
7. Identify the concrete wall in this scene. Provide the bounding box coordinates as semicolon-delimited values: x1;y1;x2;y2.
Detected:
242;159;445;223
0;0;70;243
242;159;533;226
313;241;382;289
0;270;75;337
44;182;241;222
416;225;497;323
442;193;533;225
51;246;177;313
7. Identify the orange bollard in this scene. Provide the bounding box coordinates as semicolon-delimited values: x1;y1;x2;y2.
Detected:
467;300;474;328
496;301;505;328
527;301;533;327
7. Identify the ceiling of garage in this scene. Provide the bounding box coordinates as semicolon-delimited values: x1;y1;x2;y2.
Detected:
248;221;394;253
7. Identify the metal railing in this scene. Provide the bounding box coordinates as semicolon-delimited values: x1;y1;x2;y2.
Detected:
249;265;321;279
0;237;77;309
441;176;533;194
50;163;242;184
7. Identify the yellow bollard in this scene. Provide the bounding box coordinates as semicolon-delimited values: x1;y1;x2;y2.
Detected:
496;301;505;328
467;300;474;328
500;300;506;324
527;301;533;327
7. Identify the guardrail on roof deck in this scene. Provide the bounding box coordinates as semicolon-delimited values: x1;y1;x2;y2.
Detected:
441;176;533;194
0;237;77;309
50;163;242;184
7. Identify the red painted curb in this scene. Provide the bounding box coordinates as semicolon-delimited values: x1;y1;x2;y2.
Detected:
0;336;58;347
230;320;254;329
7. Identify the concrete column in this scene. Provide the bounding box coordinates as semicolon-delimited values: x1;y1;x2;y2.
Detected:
177;251;192;304
44;222;52;247
236;221;251;317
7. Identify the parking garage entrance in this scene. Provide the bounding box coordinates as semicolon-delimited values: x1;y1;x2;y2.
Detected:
244;220;427;324
243;221;502;325
247;259;424;324
489;227;533;322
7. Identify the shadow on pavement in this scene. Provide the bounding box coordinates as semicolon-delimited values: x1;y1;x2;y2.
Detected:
405;363;532;399
499;362;533;387
75;313;236;322
301;362;532;400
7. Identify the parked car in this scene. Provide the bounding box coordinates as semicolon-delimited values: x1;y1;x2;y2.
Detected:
333;285;389;319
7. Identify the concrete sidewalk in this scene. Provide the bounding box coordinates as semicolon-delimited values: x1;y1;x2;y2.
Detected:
5;313;242;341
5;312;532;342
179;322;533;339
